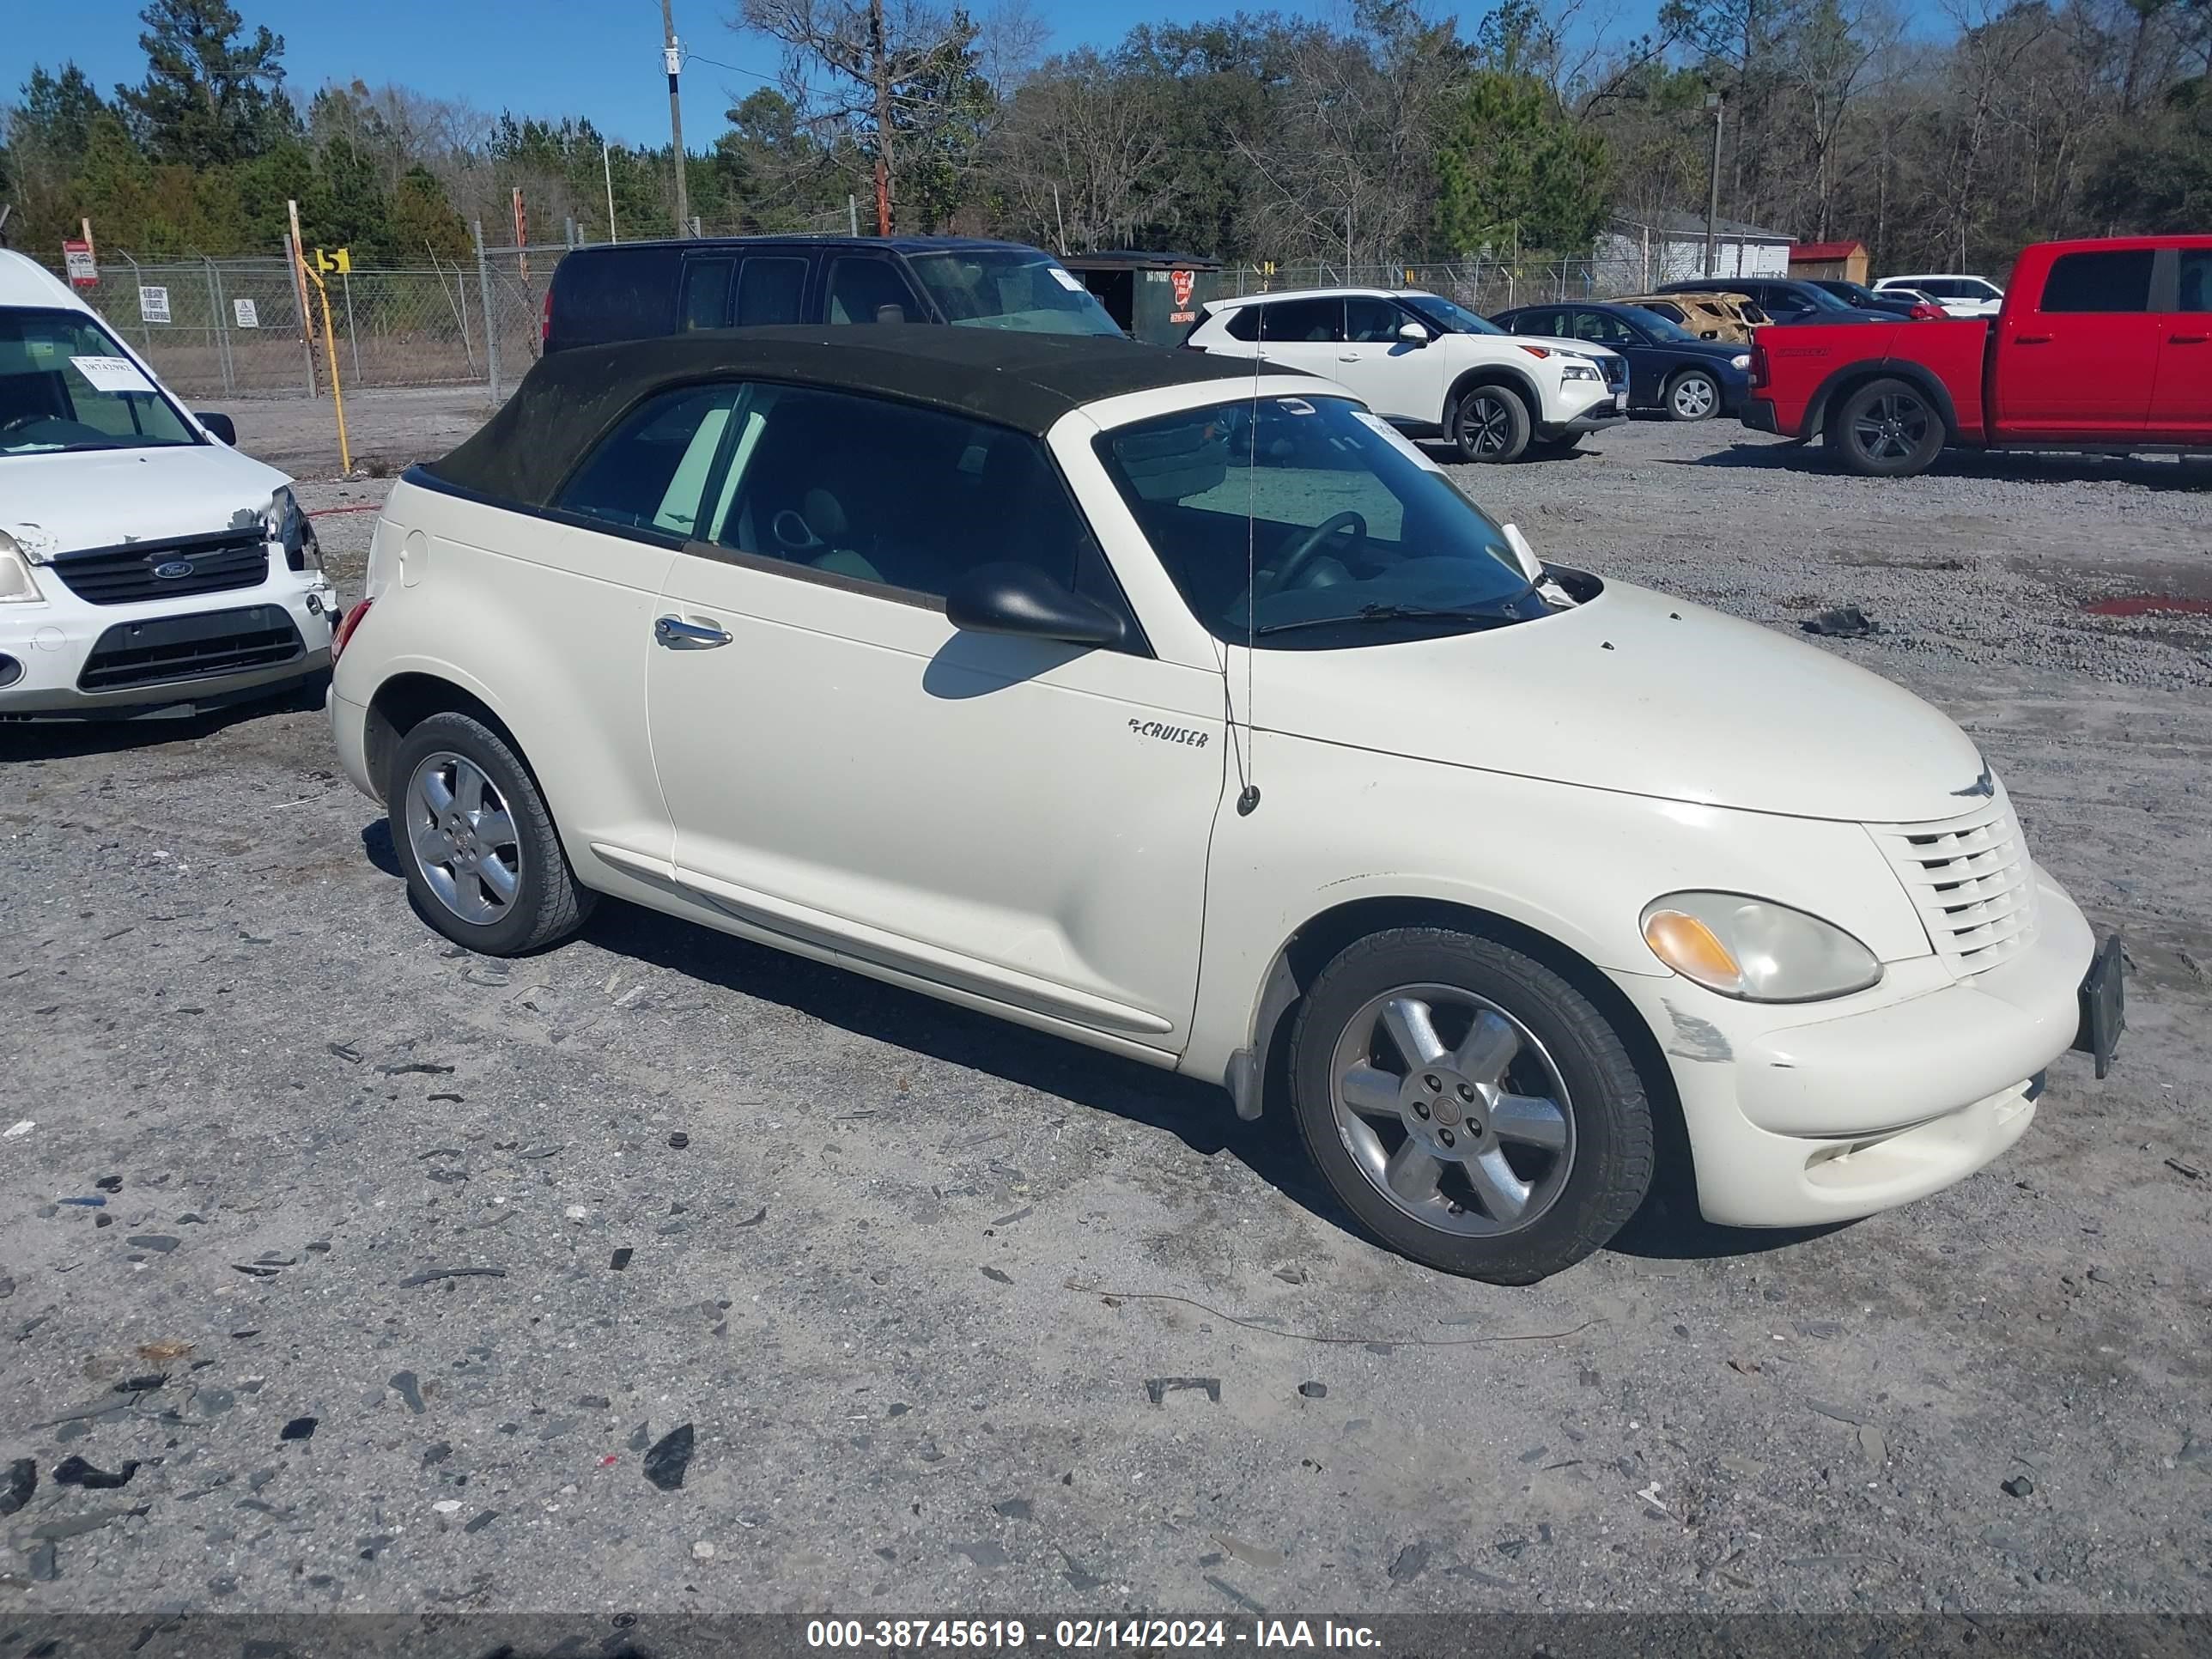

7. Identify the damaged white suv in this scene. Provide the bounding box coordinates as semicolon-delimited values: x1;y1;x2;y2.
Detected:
0;251;337;718
329;326;2122;1284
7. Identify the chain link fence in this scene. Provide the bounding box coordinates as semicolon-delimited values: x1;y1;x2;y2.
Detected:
38;242;1623;403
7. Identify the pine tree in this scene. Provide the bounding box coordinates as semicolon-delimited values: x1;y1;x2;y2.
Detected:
1435;72;1610;255
388;164;470;263
115;0;292;168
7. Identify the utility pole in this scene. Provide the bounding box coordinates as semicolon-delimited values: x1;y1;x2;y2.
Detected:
869;0;893;234
661;0;689;237
1703;93;1725;280
604;142;619;243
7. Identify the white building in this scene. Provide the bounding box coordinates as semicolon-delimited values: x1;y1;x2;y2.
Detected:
1595;211;1794;292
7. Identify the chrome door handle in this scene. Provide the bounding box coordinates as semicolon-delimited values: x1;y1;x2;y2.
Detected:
655;615;732;649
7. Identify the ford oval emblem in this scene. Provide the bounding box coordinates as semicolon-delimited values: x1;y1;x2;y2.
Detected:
152;559;195;580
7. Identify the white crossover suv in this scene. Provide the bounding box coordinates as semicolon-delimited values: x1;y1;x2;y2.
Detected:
1184;288;1628;463
327;326;2121;1284
0;251;337;717
1873;274;2005;319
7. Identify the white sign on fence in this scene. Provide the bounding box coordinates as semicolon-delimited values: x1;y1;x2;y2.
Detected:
138;286;171;324
233;298;259;329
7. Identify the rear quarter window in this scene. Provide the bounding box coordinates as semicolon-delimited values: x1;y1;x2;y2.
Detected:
549;247;683;349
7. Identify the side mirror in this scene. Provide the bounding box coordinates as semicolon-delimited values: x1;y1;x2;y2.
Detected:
197;411;237;446
946;562;1125;648
1397;320;1430;346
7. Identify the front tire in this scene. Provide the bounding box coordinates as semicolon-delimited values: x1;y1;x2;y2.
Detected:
388;710;595;956
1450;384;1532;464
1287;927;1654;1284
1664;368;1720;422
1826;377;1945;477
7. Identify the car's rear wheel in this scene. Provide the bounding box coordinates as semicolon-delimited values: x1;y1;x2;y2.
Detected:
1664;368;1721;422
1827;377;1946;477
1450;384;1531;464
389;711;594;956
1287;927;1654;1284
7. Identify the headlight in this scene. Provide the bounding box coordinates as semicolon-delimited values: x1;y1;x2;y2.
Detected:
1640;891;1881;1003
0;529;45;605
1730;353;1752;370
1559;361;1601;383
264;487;321;573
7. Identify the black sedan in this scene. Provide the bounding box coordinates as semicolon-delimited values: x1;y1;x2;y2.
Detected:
1491;301;1753;422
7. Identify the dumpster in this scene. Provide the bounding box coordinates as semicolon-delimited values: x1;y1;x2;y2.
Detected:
1058;252;1224;345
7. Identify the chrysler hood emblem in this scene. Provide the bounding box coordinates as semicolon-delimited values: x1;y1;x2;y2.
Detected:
1953;763;1996;799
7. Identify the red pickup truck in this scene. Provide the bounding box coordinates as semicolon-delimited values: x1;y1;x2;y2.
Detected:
1744;235;2212;476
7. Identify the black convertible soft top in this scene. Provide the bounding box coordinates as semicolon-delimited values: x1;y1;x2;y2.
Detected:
424;325;1289;510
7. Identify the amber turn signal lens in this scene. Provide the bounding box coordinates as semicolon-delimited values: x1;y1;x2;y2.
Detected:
1643;909;1745;994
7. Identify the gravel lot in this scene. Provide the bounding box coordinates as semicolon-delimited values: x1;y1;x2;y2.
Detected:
3;389;2208;1619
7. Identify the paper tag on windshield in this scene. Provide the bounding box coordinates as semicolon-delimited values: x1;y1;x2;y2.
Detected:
1047;266;1085;293
70;356;157;396
1352;410;1446;474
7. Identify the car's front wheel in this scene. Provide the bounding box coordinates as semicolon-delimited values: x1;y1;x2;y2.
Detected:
1450;384;1532;464
1664;368;1721;422
1287;927;1654;1284
389;710;595;956
1827;377;1945;477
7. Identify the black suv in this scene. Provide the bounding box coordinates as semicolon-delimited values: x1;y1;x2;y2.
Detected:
542;235;1122;352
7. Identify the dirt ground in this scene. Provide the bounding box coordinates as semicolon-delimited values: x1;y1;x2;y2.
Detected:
2;390;2208;1620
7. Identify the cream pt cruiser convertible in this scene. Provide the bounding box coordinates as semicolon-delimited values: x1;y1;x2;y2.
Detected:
327;328;2123;1283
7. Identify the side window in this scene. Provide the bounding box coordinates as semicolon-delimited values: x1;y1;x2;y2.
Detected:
1220;306;1262;342
549;247;682;346
1513;309;1564;337
694;386;1123;624
734;255;807;325
825;257;918;324
1573;312;1628;343
1765;289;1812;315
2040;251;2154;313
678;259;732;330
1344;297;1405;343
1259;298;1343;343
2178;250;2211;313
556;384;747;541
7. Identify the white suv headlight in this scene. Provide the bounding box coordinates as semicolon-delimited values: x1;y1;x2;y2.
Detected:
1641;891;1881;1002
0;529;45;605
1559;360;1602;383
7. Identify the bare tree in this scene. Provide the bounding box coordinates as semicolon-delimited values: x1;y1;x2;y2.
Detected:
991;52;1174;250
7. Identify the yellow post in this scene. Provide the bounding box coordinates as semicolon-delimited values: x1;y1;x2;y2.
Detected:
295;252;352;474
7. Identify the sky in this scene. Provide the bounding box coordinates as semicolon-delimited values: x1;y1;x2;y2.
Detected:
7;0;1662;150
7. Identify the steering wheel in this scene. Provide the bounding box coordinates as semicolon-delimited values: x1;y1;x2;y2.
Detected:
1271;511;1367;592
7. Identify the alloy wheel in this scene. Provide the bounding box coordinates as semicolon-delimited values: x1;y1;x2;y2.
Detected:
1459;394;1512;458
1671;375;1717;419
404;750;524;926
1327;982;1577;1237
1852;392;1931;462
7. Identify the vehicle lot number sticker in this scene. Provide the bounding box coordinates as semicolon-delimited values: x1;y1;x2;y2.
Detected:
70;356;158;396
1048;266;1086;292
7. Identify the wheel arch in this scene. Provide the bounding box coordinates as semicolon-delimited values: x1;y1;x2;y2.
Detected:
1804;359;1960;443
1228;894;1689;1200
1445;362;1545;426
364;670;536;807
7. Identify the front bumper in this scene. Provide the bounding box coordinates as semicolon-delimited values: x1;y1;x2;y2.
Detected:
1610;864;2105;1228
0;574;337;717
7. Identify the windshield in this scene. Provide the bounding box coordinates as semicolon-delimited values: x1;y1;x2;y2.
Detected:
1402;295;1505;337
0;307;197;457
1097;394;1548;649
905;251;1122;337
1620;306;1696;343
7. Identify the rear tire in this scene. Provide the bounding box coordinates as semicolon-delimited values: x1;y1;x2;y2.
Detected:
1287;927;1655;1284
1450;384;1532;464
1826;377;1946;477
1664;368;1721;422
388;711;595;956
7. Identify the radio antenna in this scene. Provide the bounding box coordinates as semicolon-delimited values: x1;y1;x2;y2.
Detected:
1233;325;1262;817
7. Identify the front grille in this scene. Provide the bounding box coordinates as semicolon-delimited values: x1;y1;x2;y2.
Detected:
1598;355;1627;390
78;605;303;693
51;532;269;605
1869;793;2039;976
